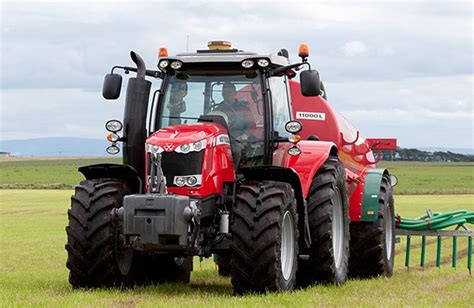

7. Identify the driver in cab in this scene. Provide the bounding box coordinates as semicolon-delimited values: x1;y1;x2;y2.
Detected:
215;82;255;141
209;82;257;168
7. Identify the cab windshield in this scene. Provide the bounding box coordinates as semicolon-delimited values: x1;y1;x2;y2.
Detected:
156;69;265;167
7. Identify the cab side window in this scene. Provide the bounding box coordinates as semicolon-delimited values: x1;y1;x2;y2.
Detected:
269;76;291;138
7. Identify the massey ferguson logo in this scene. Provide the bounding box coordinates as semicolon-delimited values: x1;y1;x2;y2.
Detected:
296;111;326;121
163;143;174;152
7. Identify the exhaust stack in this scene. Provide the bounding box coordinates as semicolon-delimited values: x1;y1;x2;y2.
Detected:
123;51;151;186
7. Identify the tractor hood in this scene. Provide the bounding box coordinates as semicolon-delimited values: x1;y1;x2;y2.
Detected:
144;121;235;196
146;122;229;152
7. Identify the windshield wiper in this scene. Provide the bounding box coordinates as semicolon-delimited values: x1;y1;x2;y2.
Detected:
162;116;201;121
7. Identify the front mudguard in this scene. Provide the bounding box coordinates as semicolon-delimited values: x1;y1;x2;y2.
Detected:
79;163;142;193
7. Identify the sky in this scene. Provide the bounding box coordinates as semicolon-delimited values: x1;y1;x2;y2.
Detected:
1;0;473;149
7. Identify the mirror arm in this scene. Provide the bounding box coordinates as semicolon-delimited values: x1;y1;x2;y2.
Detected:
270;62;303;76
110;66;163;79
110;65;124;74
273;136;290;142
269;62;313;77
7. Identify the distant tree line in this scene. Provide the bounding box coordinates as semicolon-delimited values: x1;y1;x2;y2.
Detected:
381;148;474;162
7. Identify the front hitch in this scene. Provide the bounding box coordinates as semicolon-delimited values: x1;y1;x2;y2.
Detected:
121;194;200;253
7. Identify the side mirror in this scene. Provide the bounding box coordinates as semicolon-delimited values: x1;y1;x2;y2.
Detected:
300;70;321;97
102;73;122;99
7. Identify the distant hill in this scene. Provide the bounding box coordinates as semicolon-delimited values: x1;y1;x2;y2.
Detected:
418;147;473;155
382;148;474;162
0;137;113;157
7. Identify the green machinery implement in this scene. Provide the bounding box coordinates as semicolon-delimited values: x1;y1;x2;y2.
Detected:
395;209;473;274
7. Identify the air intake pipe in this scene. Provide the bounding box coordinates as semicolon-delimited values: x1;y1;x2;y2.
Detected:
123;51;151;187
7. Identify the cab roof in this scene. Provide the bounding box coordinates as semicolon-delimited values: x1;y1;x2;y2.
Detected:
162;49;290;67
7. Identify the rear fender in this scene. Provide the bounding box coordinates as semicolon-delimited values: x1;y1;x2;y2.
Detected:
353;168;389;222
279;140;338;198
78;163;142;193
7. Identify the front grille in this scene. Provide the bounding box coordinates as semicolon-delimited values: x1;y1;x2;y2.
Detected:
160;151;204;187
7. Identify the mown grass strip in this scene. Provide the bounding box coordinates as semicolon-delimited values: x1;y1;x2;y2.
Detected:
1;191;473;306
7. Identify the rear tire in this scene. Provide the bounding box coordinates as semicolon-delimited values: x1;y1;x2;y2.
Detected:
65;179;131;287
301;157;350;285
349;174;395;278
230;181;298;294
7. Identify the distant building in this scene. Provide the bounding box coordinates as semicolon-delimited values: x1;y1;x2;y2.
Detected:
0;152;11;157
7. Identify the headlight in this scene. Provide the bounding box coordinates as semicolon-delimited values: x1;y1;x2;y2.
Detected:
180;143;190;153
257;58;270;67
146;143;163;154
175;139;207;153
173;175;202;187
106;145;120;155
105;120;123;132
158;60;169;69
186;176;198;186
241;59;254;68
193;141;202;151
175;176;186;187
193;140;206;151
287;146;301;156
285;120;303;134
170;60;183;70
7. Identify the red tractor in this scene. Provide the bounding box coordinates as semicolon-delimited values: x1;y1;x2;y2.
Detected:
66;41;398;293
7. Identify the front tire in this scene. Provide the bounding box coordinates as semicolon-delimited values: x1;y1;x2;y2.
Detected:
300;157;350;285
349;174;395;278
65;179;131;287
230;181;298;294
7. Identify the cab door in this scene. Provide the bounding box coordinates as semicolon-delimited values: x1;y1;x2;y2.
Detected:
267;75;294;166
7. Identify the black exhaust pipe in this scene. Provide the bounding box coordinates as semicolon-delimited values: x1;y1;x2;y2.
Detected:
123;51;151;187
130;51;146;79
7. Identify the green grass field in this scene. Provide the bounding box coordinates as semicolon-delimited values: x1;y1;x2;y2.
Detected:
0;158;120;189
380;161;474;195
0;190;473;306
1;158;473;194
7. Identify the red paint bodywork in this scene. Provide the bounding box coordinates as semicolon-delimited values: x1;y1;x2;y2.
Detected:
366;138;397;151
273;140;335;199
288;81;394;221
145;80;396;222
146;123;235;197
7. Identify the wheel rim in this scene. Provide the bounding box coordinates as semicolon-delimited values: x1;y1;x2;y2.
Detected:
281;210;295;280
385;203;393;260
332;187;344;269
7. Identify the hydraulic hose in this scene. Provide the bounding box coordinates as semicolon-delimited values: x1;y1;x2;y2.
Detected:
396;210;474;231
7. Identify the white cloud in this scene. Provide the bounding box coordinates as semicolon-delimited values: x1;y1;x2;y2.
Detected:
343;41;368;56
325;74;473;148
0;88;124;140
0;0;472;148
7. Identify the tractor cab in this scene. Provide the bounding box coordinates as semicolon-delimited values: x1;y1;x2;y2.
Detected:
155;67;266;169
148;41;302;171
